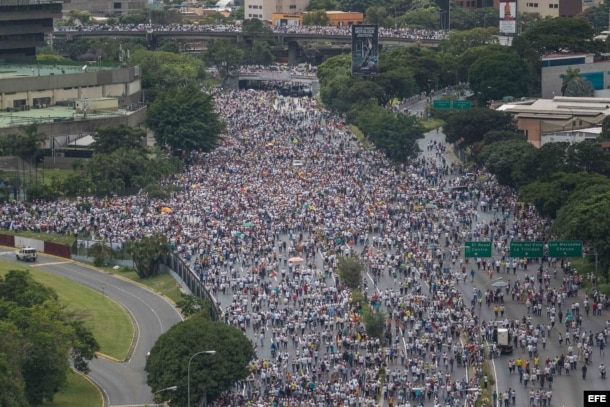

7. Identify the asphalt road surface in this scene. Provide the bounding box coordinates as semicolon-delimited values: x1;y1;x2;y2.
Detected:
423;130;610;407
211;120;610;407
3;252;183;407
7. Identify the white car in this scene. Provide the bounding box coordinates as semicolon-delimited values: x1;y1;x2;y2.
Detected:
16;247;37;262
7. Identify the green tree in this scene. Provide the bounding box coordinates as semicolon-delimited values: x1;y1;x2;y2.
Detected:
337;256;364;289
565;139;610;174
127;233;170;278
176;294;212;318
241;18;275;46
129;49;206;100
521;17;598;54
0;269;58;308
205;40;244;80
553;190;610;276
347;102;424;161
482;130;524;145
88;242;114;267
91;124;146;155
564;76;595;97
533;142;571;180
339;0;375;13
510;35;542;95
440;27;497;55
146;86;225;154
399;7;439;30
363;310;385;339
306;0;339;10
481;138;538;187
0;270;99;405
0;321;28;407
443;108;516;146
303;9;331;25
230;6;244;20
601;115;610;140
146;318;253;407
317;53;351;87
560;67;582;95
580;2;610;36
365;6;388;25
468;46;531;103
245;41;275;66
66;10;92;25
520;172;610;219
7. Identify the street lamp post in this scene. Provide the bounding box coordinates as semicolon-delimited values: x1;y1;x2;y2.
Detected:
154;385;178;394
188;350;216;407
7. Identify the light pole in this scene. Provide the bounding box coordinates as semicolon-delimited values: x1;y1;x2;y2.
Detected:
188;350;216;407
154;385;178;394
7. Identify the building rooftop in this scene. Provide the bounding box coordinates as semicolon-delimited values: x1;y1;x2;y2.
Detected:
0;63;112;80
0;104;137;129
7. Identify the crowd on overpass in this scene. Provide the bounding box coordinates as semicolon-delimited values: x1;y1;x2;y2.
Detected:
1;87;606;406
238;64;317;76
54;23;448;40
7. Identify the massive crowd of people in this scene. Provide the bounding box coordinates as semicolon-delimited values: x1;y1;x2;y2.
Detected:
1;86;607;406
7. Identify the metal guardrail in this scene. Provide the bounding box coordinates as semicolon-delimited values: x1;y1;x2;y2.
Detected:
162;253;222;321
70;240;222;320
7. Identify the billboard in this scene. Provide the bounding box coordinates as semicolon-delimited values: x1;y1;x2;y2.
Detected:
499;0;516;34
351;24;379;76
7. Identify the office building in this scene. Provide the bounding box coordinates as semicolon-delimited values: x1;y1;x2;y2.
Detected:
0;0;62;61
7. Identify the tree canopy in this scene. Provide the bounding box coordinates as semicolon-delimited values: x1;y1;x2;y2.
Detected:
520;17;598;54
443;108;516;147
146;86;225;154
0;270;99;406
468;46;531;103
127;233;170;278
146;318;254;407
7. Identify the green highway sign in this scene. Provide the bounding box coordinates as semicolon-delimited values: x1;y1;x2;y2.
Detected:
464;241;492;258
452;100;472;110
510;241;544;258
548;241;583;257
433;100;451;109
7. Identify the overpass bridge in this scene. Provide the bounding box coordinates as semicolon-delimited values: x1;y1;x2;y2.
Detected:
51;29;441;64
236;71;320;93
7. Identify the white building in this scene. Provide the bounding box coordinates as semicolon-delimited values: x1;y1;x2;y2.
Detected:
540;127;602;145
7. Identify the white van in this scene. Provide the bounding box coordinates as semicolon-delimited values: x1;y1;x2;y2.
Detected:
16;247;37;262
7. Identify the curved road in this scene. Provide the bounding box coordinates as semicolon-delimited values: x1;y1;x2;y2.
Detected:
5;252;183;407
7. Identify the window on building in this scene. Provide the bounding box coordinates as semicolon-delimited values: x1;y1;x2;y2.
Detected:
114;2;122;8
289;4;296;8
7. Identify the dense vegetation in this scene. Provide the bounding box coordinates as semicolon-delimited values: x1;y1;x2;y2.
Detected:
0;270;99;406
146;317;254;406
429;107;610;278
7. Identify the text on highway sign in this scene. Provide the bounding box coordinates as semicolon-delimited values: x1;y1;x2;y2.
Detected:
548;241;583;257
464;241;492;258
510;241;543;258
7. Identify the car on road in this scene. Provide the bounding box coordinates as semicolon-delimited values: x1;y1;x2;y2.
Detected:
16;247;37;262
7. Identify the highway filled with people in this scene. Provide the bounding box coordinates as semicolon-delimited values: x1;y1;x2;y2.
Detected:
2;88;608;406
